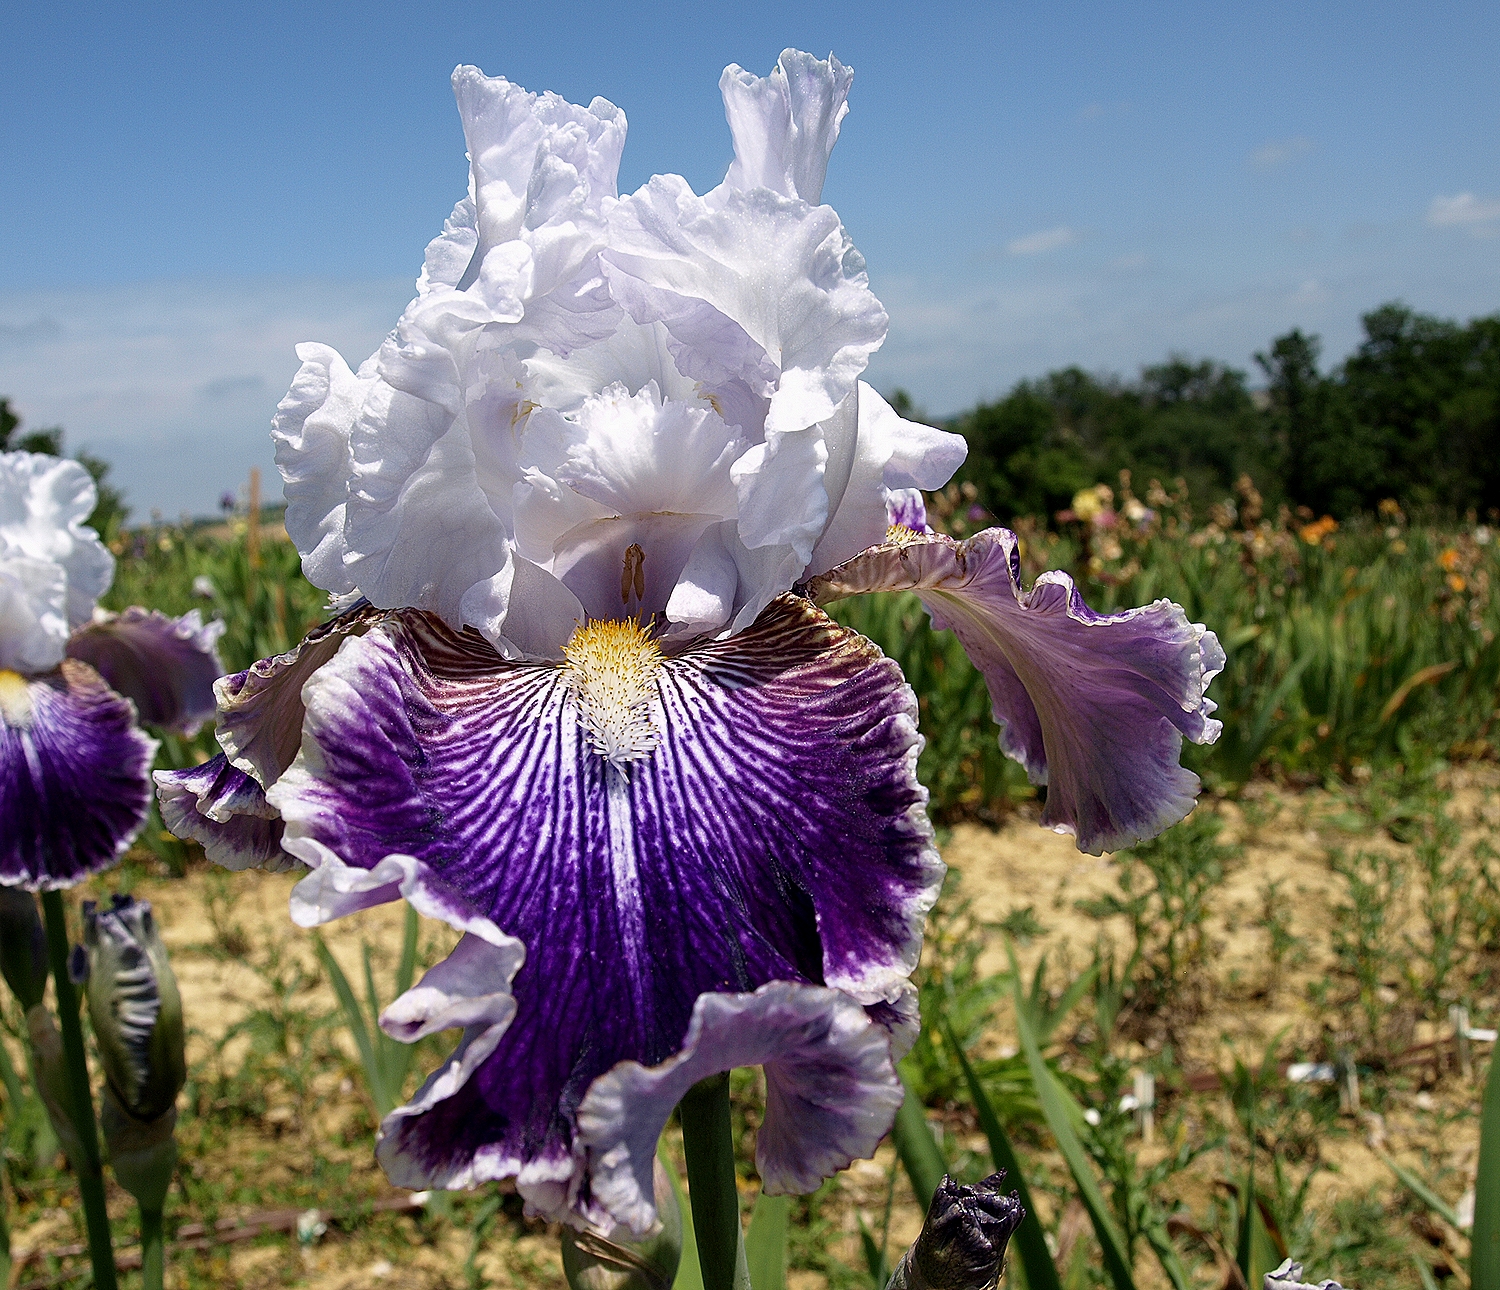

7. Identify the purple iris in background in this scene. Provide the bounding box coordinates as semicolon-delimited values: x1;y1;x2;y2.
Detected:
157;51;1223;1236
0;452;224;890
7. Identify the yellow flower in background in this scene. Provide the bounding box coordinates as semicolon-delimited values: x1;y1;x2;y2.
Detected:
1448;574;1467;593
1071;483;1113;521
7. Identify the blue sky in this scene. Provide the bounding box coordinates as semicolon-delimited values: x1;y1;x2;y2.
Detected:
3;1;1498;516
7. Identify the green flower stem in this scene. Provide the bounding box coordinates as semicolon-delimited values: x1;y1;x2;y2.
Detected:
140;1207;164;1290
39;890;119;1290
678;1073;750;1290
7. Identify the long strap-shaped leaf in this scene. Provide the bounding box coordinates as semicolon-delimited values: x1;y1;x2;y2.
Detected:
1476;1052;1500;1288
744;1193;790;1290
892;1075;948;1211
944;1021;1063;1290
313;933;389;1115
1012;975;1137;1290
1376;1148;1462;1229
661;1142;705;1290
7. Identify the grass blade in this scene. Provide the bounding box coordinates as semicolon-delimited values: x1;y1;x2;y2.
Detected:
1475;1053;1500;1287
1376;1149;1461;1229
745;1192;790;1290
1012;973;1137;1290
659;1142;704;1290
313;933;387;1115
892;1073;948;1211
944;1021;1062;1290
397;903;420;997
857;1213;888;1288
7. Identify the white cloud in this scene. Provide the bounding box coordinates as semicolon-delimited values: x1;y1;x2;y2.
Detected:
1289;279;1328;307
1250;136;1313;171
0;277;410;518
1007;226;1079;256
1427;192;1500;227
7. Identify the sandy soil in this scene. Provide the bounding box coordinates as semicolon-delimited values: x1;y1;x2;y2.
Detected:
6;777;1495;1288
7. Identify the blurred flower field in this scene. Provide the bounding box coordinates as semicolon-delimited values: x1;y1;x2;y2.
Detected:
4;482;1500;1289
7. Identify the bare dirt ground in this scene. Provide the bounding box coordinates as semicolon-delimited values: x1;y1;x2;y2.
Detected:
6;777;1495;1288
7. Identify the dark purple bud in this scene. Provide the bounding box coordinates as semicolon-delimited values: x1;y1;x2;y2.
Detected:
891;1171;1024;1290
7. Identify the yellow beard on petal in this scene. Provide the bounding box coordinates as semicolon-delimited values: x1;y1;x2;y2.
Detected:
0;670;34;728
562;619;663;767
885;524;925;546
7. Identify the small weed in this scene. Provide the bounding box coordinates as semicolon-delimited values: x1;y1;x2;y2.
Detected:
1255;878;1305;996
1077;811;1238;1036
1326;845;1413;1057
997;905;1048;945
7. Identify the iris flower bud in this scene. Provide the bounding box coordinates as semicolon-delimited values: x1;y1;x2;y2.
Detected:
561;1159;682;1290
887;1172;1024;1290
71;895;186;1209
0;886;48;1011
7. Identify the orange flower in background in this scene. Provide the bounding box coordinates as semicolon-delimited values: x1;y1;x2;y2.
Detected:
1439;547;1461;571
1448;574;1467;593
1299;516;1338;545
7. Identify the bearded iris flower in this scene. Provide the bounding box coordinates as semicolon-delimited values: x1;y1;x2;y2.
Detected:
0;451;224;890
157;50;1223;1237
1;450;222;1290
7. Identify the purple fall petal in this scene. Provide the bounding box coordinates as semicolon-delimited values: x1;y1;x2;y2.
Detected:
154;754;294;872
266;594;939;1227
0;661;157;890
808;528;1224;854
575;981;904;1235
215;601;381;787
66;607;225;735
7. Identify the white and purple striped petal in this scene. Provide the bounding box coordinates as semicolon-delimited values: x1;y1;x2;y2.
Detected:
263;595;939;1228
154;754;293;872
214;602;382;788
809;529;1224;855
574;981;904;1234
0;661;157;890
66;608;225;735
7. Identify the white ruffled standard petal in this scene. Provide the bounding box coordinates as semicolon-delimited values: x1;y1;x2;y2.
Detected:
275;66;629;624
450;66;626;292
0;453;114;645
0;554;69;674
809;383;967;576
602;176;888;438
720;49;854;205
511;382;747;627
272;343;372;595
341;376;513;624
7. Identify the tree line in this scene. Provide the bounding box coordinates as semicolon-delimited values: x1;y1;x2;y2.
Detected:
920;302;1500;523
5;298;1497;537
